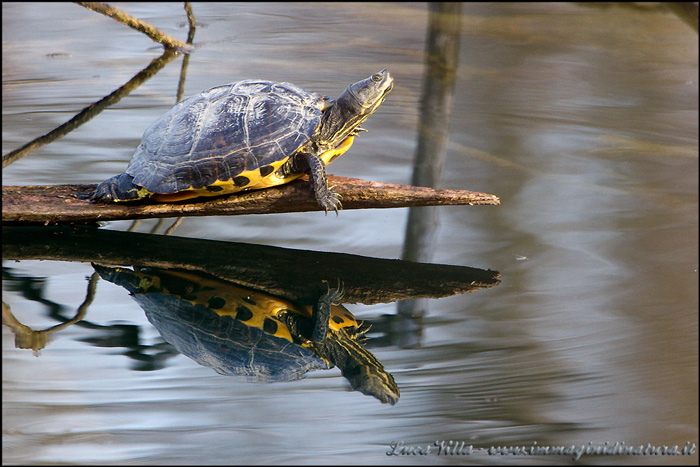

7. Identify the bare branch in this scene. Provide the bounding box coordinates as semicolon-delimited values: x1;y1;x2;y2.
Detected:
75;2;193;51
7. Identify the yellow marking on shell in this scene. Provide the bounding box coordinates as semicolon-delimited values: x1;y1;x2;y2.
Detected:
178;274;360;339
134;273;162;292
333;305;359;331
124;269;286;339
152;269;298;341
128;267;360;341
214;294;294;341
151;191;202;202
299;303;359;333
150;158;288;202
252;136;356;189
148;136;355;203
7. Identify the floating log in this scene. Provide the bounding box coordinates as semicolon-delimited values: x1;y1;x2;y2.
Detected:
2;176;500;225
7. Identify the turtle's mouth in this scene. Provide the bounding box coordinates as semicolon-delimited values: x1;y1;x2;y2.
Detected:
376;82;393;107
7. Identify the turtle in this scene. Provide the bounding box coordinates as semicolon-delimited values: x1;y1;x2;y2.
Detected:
92;264;400;404
90;69;394;213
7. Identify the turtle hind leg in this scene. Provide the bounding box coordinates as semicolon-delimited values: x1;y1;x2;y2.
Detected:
302;152;342;215
90;173;150;203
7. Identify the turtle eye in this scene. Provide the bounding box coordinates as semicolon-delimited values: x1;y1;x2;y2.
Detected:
371;73;383;82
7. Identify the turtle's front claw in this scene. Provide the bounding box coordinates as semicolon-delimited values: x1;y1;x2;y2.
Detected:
324;278;344;304
304;152;342;215
320;188;342;216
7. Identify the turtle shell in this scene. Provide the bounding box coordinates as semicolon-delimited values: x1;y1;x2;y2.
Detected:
140;292;330;381
92;265;336;381
125;80;327;196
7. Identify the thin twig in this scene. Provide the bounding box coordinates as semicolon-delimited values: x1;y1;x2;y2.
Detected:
164;217;185;235
2;50;179;168
167;2;199;235
75;2;192;51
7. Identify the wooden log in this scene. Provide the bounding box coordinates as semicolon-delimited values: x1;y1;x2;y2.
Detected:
2;225;501;305
2;176;500;225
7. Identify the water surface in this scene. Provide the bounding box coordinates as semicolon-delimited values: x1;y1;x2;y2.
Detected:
3;2;698;465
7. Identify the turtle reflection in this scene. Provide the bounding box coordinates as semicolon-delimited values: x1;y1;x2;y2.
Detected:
93;264;399;404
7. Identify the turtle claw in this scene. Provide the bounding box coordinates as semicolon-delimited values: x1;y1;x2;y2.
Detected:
325;278;344;304
302;152;343;215
320;188;342;216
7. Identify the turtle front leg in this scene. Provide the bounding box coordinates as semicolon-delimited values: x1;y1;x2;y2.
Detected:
302;152;342;215
311;280;344;342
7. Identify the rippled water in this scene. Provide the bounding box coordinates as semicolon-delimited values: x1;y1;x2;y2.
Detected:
3;2;698;465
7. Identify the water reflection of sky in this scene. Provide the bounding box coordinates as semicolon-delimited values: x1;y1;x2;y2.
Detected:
3;2;698;465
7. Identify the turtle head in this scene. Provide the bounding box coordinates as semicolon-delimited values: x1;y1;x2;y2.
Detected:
317;70;393;148
341;69;394;118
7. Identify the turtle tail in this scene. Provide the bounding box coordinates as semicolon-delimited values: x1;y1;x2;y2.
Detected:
90;173;149;203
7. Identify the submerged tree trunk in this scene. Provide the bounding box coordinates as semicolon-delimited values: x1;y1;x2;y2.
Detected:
400;3;463;320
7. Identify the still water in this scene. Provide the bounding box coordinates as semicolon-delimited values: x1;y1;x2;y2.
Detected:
3;2;698;465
